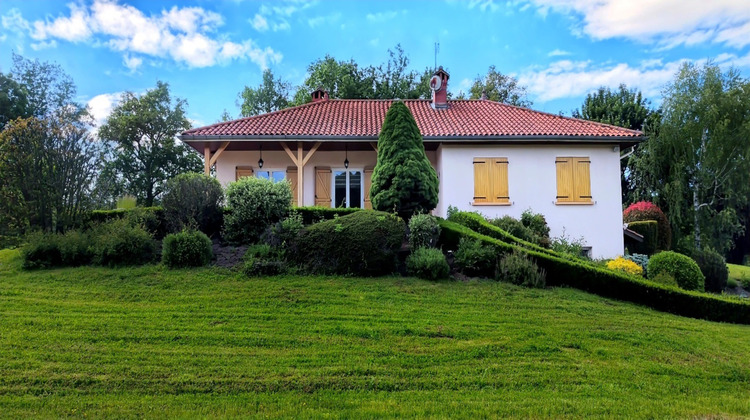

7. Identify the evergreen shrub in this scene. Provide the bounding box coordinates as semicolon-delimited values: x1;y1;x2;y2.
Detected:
292;206;362;225
648;251;705;292
454;237;497;278
626;220;658;255
692;248;728;293
625;253;649;276
521;209;551;248
162;173;224;235
623;201;671;250
408;213;440;249
406;247;450;280
291;211;405;276
224;177;291;244
162;230;213;268
90;219;155;266
22;230;92;269
497;250;546;288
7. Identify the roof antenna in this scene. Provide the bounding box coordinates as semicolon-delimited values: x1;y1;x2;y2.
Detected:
434;42;439;72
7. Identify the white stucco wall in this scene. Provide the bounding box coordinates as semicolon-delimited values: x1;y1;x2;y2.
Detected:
436;144;624;259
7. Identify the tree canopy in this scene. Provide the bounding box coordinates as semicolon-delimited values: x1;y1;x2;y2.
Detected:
468;65;532;107
238;69;291;117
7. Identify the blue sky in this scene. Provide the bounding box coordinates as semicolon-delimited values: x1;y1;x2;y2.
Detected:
2;0;750;131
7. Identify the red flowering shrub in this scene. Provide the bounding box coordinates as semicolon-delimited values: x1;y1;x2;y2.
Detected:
624;201;671;251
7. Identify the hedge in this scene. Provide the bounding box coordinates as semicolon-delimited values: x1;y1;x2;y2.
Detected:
88;207;167;239
438;219;750;325
626;220;658;255
292;206;364;225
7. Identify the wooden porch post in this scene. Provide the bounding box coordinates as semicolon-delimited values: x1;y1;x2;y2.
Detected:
204;144;210;176
281;141;322;207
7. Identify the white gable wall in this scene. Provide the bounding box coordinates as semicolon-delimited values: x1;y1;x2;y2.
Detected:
436;144;624;259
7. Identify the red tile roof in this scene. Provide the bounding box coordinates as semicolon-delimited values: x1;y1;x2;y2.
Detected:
181;99;642;140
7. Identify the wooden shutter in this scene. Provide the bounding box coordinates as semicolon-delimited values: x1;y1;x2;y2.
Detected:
363;167;374;209
473;158;490;203
492;158;509;203
574;158;592;202
314;167;332;208
555;157;573;202
235;166;254;181
287;166;298;206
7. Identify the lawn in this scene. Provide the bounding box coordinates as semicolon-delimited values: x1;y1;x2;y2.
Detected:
729;263;750;285
1;248;750;418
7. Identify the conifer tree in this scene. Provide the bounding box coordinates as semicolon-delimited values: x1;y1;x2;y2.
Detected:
370;101;438;218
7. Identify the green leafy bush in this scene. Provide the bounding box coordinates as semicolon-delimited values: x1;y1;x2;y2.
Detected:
692;248;728;293
550;232;587;259
490;216;538;244
292;206;362;225
22;230;92;269
88;207;166;239
651;271;678;287
626;220;658;255
625;253;649;277
243;244;287;277
290;211;405;276
224;176;292;244
90;219;155;266
162;173;224;235
497;250;546;288
454;237;497;278
265;213;304;250
623;201;671;251
648;251;705;292
438;217;750;325
521;209;551;248
58;230;93;266
162;230;213;268
406;247;450;280
408;213;440;249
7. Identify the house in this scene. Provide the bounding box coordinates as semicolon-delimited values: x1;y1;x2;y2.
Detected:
180;68;643;258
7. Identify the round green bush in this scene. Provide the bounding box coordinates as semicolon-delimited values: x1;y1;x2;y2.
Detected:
647;251;705;292
406;247;449;280
454;237;497;278
290;210;405;276
91;219;155;266
162;230;213;268
692;248;728;293
162;173;224;235
408;213;440;250
224;176;292;244
497;250;546;288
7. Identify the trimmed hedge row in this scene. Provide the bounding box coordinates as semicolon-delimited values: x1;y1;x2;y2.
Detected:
292;206;364;225
438;219;750;325
88;207;167;239
627;220;658;255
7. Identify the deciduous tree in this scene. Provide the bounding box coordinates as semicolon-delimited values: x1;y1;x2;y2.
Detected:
238;69;291;117
469;65;532;107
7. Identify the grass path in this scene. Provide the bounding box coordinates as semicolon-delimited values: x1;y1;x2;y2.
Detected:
1;249;749;418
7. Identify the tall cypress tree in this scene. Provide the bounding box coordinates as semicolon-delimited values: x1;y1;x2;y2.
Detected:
370;101;439;218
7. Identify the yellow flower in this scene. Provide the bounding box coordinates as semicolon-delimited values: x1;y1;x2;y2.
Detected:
607;256;644;276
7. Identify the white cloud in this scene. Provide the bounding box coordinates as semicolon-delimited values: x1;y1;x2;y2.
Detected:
250;14;268;31
521;0;750;50
548;49;571;57
468;0;501;13
308;13;340;29
366;11;399;23
87;92;121;133
13;0;281;70
518;59;687;102
30;40;57;50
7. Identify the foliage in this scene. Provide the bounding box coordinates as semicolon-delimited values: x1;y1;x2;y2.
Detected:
224;176;292;244
651;271;678;288
437;218;750;324
497;250;546;288
727;277;738;288
468;65;532;107
0;72;31;128
630;62;750;254
238;69;291;117
489;215;546;248
22;230;91;269
265;212;304;250
550;232;587;259
88;207;166;239
408;213;441;249
648;251;705;292
116;195;137;209
90;219;155;266
520;209;551;248
161;230;213;268
454;237;497;278
98;81;201;206
626;220;658;255
370;101;439;218
692;248;728;293
727;263;750;290
406;247;450;280
292;206;363;225
242;243;288;276
290;211;405;276
623;202;671;251
607;256;644;277
625;253;649;277
162;173;224;235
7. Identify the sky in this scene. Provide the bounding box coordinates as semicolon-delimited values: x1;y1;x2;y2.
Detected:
2;0;750;132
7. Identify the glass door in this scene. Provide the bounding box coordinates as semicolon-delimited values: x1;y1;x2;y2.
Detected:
332;169;363;208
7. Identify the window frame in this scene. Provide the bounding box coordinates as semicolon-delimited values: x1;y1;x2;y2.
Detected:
256;169;287;183
331;167;365;209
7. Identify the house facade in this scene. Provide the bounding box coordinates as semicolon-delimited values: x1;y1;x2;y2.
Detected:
180;68;642;258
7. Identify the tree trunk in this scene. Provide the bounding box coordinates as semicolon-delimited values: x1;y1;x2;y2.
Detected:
693;187;701;250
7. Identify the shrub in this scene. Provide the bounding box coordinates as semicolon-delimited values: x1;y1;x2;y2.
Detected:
290;211;405;276
625;253;649;277
607;256;644;276
90;219;155;266
490;216;540;245
550;231;587;259
406;247;450;280
651;271;678;287
293;206;362;225
21;230;92;269
116;195;137;209
264;213;304;250
243;244;287;277
623;201;671;251
58;230;93;266
692;248;728;293
648;251;705;292
727;277;738;288
454;237;497;278
88;207;167;239
497;250;546;288
408;213;440;249
437;218;750;325
626;220;658;255
521;209;551;248
162;173;224;235
370;101;439;218
224;176;292;244
162;230;213;268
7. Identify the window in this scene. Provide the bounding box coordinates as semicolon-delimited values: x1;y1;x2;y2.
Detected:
332;169;363;208
257;170;286;183
555;157;592;204
473;157;510;205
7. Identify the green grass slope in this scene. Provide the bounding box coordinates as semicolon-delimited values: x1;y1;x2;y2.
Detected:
1;249;749;418
729;263;750;285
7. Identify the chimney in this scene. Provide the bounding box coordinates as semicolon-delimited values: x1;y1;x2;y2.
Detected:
311;87;329;102
430;66;450;109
